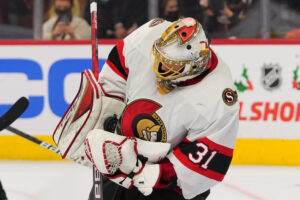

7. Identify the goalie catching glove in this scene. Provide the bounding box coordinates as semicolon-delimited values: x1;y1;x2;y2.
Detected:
52;69;125;163
84;129;171;196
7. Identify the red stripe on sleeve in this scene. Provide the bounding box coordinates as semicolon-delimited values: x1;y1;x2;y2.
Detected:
105;60;127;81
173;147;225;181
183;137;233;157
198;137;233;157
173;137;233;182
116;40;129;75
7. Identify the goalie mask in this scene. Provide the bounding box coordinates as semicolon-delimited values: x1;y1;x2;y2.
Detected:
151;17;211;94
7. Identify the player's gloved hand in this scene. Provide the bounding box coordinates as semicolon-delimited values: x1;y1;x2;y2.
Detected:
132;162;162;195
84;129;171;195
104;161;161;196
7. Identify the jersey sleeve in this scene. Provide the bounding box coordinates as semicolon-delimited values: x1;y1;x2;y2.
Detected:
98;40;128;100
167;103;239;199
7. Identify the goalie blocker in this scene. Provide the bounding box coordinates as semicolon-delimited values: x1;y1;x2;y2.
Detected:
53;69;125;162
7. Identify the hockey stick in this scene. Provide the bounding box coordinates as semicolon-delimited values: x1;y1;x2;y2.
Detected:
90;1;103;200
0;97;29;131
91;0;99;80
5;126;90;166
0;180;8;200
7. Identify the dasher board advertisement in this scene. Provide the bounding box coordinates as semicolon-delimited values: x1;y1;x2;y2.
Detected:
0;40;299;140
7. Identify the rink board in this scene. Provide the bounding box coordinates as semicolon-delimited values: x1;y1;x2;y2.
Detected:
1;136;300;166
0;39;300;165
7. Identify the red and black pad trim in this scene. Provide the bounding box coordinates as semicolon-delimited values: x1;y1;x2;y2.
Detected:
106;40;129;80
173;137;233;182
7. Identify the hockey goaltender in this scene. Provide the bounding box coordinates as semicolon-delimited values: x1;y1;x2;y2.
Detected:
53;17;239;200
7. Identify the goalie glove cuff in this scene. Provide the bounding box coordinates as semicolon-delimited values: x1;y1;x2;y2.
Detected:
104;162;163;196
155;158;177;189
133;163;162;196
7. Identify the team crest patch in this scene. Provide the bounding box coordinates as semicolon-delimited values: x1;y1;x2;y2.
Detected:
149;18;165;27
117;99;167;142
261;63;281;91
222;88;238;106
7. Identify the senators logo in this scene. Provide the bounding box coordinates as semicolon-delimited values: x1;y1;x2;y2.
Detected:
222;88;238;106
149;18;165;27
117;99;167;142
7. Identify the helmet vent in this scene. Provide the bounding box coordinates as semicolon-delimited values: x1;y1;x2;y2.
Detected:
158;62;164;73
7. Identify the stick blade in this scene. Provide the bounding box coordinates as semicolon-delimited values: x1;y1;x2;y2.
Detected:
0;97;29;131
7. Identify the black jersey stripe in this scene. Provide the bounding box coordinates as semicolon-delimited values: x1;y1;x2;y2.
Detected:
107;45;128;79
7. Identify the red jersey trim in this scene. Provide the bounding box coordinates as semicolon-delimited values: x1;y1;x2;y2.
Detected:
116;40;129;75
173;147;225;181
173;137;233;182
105;59;127;81
185;137;233;157
98;82;124;102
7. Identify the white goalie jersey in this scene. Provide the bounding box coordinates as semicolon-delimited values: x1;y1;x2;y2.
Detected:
98;19;239;199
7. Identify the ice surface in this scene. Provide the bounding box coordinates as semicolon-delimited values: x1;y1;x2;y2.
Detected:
0;161;300;200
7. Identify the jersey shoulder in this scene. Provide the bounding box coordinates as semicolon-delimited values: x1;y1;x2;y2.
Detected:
123;19;172;53
180;53;239;119
121;19;172;72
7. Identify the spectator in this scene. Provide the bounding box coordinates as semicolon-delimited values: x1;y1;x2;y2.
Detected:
0;0;7;24
83;0;148;39
2;0;32;27
113;0;148;39
43;0;91;40
200;0;234;38
284;29;300;39
77;0;89;18
226;0;250;26
180;0;204;23
45;0;88;21
83;0;123;39
159;0;181;21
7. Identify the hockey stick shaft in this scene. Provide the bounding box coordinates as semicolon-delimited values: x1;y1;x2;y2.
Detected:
91;0;99;80
0;180;8;200
5;126;89;166
0;97;29;131
90;1;103;200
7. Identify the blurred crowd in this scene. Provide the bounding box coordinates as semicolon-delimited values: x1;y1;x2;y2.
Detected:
1;0;300;39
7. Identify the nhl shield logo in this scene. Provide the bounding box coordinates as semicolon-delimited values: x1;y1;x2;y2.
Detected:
261;63;281;91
